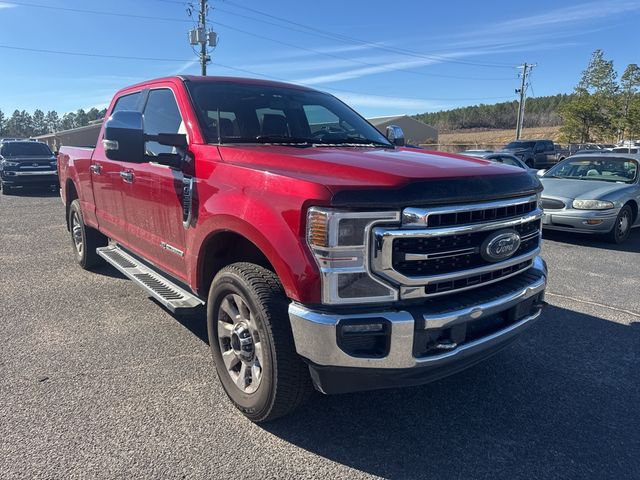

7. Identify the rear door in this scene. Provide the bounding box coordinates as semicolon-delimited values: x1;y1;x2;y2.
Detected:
90;91;143;244
122;87;189;280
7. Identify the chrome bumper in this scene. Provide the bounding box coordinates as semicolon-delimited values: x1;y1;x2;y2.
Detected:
542;209;618;233
289;257;547;370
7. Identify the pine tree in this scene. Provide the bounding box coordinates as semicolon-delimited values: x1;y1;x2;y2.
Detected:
44;111;60;133
32;109;46;136
0;109;5;136
620;64;640;140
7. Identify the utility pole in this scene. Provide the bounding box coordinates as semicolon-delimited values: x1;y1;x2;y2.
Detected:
515;63;535;139
188;1;218;76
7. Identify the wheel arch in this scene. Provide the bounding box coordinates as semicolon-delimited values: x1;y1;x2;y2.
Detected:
197;230;276;298
623;199;638;223
64;179;79;230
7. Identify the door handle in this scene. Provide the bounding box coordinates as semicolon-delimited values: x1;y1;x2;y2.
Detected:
119;171;134;183
90;164;102;175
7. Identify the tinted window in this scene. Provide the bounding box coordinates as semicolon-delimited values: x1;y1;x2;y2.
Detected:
546;157;637;183
492;155;523;168
187;82;391;147
505;141;535;149
143;89;183;156
112;92;142;113
1;142;53;156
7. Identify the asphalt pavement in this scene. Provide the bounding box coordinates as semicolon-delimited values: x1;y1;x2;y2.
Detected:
1;190;638;480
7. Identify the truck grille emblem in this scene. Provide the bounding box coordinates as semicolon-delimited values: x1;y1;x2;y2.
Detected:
480;230;521;262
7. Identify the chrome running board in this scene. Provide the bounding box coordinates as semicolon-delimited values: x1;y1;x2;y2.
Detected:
97;245;204;313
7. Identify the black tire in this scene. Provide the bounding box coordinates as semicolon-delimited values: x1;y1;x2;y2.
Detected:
68;199;108;269
605;205;633;244
207;262;313;423
525;158;535;168
1;183;12;195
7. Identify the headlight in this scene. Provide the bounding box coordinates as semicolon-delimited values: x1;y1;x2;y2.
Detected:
572;199;615;210
307;207;399;305
1;160;19;167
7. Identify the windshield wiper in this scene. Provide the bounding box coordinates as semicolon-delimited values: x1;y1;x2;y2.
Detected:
315;136;393;148
255;135;314;146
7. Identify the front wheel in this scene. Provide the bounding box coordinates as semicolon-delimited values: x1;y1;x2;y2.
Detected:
68;199;108;269
1;183;12;195
207;263;313;422
605;205;632;244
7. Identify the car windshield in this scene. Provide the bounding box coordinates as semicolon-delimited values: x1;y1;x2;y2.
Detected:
504;141;535;149
612;147;639;154
186;82;392;147
544;157;638;183
1;142;53;156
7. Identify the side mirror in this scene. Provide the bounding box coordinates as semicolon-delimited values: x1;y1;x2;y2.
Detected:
386;125;405;147
103;111;145;162
537;169;547;177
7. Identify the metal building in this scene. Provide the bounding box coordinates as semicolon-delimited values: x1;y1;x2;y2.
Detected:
367;115;438;145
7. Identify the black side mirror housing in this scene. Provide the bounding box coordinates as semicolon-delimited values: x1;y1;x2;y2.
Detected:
386;125;406;147
103;111;145;162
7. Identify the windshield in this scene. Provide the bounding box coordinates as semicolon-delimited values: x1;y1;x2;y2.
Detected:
186;82;392;147
504;141;535;149
545;157;638;183
1;142;53;157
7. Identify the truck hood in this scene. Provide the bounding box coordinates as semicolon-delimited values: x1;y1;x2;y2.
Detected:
217;145;542;207
540;178;629;200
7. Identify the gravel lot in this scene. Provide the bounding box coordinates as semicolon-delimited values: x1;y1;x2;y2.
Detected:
1;190;639;480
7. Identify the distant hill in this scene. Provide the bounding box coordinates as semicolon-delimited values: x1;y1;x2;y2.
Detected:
415;94;573;133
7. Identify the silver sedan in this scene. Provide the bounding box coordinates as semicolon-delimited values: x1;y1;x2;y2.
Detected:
539;154;640;243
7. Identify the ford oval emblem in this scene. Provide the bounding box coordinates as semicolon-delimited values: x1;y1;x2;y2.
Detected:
480;230;521;262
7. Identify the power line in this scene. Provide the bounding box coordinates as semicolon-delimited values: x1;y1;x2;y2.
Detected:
0;43;516;103
515;63;536;139
0;44;189;62
209;0;516;70
3;0;191;23
4;0;516;82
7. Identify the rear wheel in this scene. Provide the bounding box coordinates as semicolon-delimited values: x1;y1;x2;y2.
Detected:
605;205;632;244
207;263;313;423
68;199;108;269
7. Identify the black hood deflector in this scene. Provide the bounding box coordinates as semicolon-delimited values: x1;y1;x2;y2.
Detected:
330;173;542;209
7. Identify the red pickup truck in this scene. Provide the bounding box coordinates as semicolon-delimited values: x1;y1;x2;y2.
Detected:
58;76;547;422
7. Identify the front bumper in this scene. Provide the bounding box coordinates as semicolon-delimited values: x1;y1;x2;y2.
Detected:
1;170;59;186
542;208;618;234
289;257;547;394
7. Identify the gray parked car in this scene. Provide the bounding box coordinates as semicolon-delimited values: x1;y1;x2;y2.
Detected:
539;154;640;243
461;150;537;174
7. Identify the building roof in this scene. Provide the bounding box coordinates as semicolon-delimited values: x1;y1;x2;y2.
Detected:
367;115;409;126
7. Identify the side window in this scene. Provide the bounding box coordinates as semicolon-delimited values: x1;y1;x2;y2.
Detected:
143;89;183;156
112;92;142;113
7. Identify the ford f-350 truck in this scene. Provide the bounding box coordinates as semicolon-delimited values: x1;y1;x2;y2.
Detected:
58;76;547;422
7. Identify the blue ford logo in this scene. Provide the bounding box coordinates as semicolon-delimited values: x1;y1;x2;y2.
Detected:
481;230;521;262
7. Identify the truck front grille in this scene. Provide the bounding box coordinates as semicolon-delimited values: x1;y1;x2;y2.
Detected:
371;195;542;299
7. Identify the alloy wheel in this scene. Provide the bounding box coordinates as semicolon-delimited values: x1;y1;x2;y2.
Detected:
71;211;84;255
217;293;264;394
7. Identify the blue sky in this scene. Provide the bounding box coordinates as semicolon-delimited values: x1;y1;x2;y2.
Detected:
0;0;639;117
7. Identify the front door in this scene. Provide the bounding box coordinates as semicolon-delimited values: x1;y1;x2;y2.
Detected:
122;87;189;281
91;91;143;244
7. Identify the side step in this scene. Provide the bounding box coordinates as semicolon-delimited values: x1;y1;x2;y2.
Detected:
97;245;204;313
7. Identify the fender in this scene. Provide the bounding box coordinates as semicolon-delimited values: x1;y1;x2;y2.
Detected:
186;159;332;304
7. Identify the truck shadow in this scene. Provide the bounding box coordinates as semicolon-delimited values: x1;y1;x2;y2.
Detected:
261;305;639;479
542;229;640;253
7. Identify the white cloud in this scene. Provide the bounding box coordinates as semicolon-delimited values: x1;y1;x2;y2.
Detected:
0;2;17;8
175;59;199;74
328;91;446;111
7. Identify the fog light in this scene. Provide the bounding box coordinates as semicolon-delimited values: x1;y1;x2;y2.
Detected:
338;319;390;358
584;219;604;225
342;323;384;333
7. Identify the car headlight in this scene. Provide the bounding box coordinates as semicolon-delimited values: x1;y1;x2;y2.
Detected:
1;159;19;167
307;207;399;305
572;199;615;210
